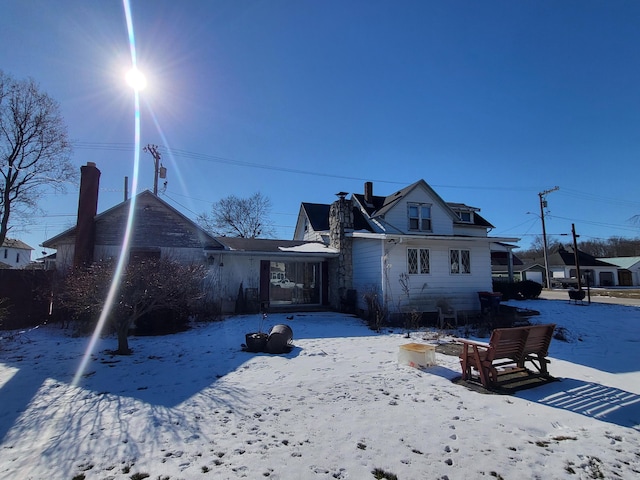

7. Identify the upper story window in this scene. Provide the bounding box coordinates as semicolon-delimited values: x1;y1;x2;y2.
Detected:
16;253;20;263
3;249;7;259
408;203;431;232
457;211;472;223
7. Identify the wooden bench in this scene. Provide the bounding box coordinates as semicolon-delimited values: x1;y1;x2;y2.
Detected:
456;324;556;389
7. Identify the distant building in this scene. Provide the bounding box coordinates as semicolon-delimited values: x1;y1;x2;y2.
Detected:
1;238;34;269
597;256;640;286
546;245;618;287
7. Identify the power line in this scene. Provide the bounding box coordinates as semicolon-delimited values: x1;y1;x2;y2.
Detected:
557;188;640;209
73;141;542;192
547;214;640;234
72;142;640;210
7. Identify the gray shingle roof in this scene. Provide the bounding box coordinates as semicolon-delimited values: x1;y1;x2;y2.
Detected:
1;238;34;250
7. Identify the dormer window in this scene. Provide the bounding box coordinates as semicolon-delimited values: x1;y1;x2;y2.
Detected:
408;203;431;232
457;211;472;223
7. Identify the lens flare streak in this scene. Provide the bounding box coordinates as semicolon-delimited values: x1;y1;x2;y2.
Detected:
72;0;143;386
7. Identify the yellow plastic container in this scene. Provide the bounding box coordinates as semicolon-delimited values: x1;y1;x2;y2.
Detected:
398;343;436;368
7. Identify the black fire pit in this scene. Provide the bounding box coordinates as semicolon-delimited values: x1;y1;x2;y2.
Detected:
245;332;268;352
244;324;293;354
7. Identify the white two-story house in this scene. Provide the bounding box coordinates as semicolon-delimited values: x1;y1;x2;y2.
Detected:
294;180;519;316
1;238;33;269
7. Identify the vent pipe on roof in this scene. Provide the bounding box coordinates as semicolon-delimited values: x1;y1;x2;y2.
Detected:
73;162;101;268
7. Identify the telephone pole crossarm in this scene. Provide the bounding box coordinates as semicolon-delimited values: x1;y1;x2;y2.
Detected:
143;144;161;195
538;186;559;289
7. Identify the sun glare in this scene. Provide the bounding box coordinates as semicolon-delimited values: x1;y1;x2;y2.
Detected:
72;0;144;387
126;67;147;91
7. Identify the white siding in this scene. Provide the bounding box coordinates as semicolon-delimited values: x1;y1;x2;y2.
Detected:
53;244;75;272
453;224;488;237
352;238;384;311
302;230;325;242
381;187;454;235
212;254;262;305
1;247;33;269
382;239;492;313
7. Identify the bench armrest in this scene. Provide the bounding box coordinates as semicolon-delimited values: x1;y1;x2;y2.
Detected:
455;338;490;349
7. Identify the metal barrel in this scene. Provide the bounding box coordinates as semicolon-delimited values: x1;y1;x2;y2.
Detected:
266;324;293;353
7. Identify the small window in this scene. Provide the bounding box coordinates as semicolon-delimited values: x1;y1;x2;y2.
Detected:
3;249;7;259
408;203;431;232
450;249;471;274
16;253;20;263
408;248;430;274
458;211;472;222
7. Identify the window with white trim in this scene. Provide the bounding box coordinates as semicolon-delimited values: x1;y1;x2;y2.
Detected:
450;249;470;274
408;203;431;231
457;211;472;222
407;248;430;274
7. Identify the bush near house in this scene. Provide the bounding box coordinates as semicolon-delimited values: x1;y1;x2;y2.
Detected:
57;258;208;354
493;280;543;300
0;297;8;329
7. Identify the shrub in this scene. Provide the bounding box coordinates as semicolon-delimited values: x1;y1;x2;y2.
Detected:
492;280;542;300
493;281;520;301
134;307;190;336
362;285;387;331
0;297;9;328
519;280;543;299
57;258;207;354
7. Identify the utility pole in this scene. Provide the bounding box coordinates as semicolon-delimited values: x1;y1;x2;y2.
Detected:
572;223;582;290
538;186;559;289
144;144;162;195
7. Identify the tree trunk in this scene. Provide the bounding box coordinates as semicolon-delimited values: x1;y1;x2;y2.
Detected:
116;322;131;355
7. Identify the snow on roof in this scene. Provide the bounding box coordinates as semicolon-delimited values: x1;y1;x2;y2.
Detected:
278;243;338;254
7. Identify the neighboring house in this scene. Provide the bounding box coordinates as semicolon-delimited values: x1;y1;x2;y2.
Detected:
598;256;640;286
34;252;57;271
0;238;34;269
42;188;225;272
491;250;545;285
294;180;519;315
42;162;338;312
540;245;618;287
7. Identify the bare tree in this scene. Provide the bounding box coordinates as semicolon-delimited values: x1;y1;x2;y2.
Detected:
518;235;562;262
579;236;640;257
58;258;207;354
0;70;76;246
198;192;274;238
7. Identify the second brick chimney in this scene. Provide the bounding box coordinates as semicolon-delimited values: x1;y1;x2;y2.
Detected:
364;181;373;205
73;162;101;268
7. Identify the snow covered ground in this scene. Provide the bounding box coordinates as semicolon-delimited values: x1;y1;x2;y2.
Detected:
1;298;639;480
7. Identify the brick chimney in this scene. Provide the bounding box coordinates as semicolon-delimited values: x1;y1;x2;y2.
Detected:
73;162;101;267
364;181;373;205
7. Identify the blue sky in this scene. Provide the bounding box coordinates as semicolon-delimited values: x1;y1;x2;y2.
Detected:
2;0;639;257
